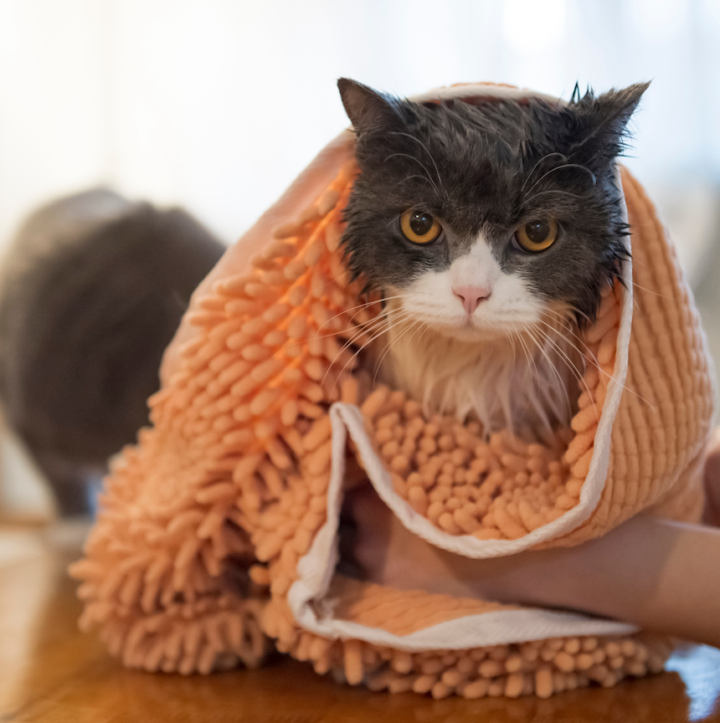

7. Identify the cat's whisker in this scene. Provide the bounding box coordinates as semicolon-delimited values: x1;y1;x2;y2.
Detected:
336;308;414;359
548;305;592;327
536;317;599;380
314;294;405;336
387;131;446;196
542;307;594;345
397;174;443;193
322;313;397;373
514;328;540;391
537;318;655;411
340;313;415;378
522;162;597;201
328;319;392;388
518;333;543;394
372;317;424;386
533;315;655;414
511;325;538;381
507;327;518;368
329;307;417;385
516;331;557;438
509;323;555;437
536;311;598;373
631;280;673;300
523;189;585;206
532;320;591;393
536;322;620;421
519;152;567;195
384;152;442;199
284;306;393;361
524;326;576;422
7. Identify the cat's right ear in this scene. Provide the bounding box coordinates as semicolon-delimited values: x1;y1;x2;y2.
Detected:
337;79;398;134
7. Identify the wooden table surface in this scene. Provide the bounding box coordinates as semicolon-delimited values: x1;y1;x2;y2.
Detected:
2;529;720;723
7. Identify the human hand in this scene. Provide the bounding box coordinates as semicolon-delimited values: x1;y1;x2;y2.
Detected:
703;427;720;527
338;483;525;601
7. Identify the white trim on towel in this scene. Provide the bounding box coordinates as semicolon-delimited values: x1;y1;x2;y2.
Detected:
287;403;637;650
409;83;566;106
284;89;636;648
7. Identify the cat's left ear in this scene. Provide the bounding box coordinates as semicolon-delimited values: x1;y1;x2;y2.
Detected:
338;78;400;134
566;82;650;165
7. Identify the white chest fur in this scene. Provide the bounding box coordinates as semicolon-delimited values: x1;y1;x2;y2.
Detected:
376;311;582;442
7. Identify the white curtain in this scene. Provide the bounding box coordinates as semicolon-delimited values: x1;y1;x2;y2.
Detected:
1;0;719;254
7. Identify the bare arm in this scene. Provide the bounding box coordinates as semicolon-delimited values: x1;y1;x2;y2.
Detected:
348;432;720;647
444;515;720;647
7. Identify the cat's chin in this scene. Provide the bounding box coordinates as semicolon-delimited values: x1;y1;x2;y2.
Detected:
417;317;517;345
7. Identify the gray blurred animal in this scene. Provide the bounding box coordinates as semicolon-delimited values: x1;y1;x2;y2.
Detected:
0;190;225;516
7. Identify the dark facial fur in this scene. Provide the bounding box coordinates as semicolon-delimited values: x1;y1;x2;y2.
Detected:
338;79;648;326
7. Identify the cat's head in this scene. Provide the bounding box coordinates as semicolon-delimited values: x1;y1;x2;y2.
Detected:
338;79;648;343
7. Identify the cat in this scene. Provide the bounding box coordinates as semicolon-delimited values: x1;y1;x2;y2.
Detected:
0;190;225;516
337;79;648;442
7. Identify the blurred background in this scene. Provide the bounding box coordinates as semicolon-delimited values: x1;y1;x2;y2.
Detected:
1;0;719;520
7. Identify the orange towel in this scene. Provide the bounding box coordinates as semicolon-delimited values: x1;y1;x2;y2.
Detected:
71;83;715;699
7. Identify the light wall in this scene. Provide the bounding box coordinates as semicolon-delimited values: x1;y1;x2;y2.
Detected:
1;0;719;258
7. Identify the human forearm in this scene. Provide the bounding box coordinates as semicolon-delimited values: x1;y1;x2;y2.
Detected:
413;516;720;647
515;516;720;647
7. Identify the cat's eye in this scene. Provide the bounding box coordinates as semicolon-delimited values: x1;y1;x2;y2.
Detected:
515;218;558;253
400;209;442;244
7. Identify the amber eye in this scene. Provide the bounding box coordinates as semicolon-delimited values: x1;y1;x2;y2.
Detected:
515;218;558;252
400;209;442;244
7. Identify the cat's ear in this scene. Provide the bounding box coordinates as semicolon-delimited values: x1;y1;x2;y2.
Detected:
338;78;399;133
566;82;650;164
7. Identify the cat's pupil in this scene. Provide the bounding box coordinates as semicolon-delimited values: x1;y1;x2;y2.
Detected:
410;211;434;236
525;220;550;244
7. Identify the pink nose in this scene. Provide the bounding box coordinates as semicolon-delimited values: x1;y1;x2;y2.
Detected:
453;285;490;315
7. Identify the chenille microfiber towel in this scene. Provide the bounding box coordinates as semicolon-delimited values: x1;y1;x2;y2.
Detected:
71;83;715;700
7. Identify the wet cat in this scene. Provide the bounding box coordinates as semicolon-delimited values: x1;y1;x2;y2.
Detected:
338;79;647;441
